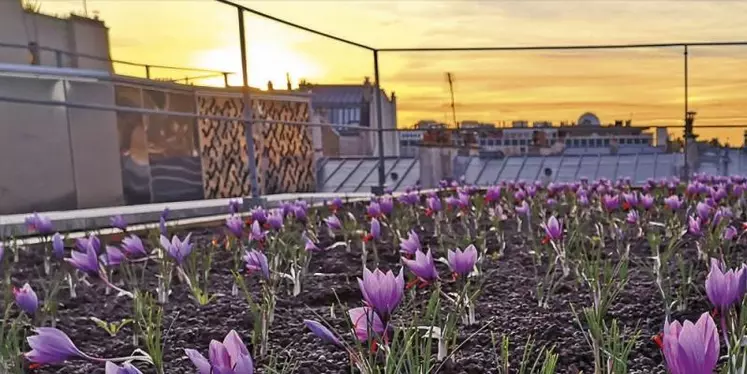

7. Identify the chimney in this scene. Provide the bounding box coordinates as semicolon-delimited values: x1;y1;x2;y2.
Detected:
391;91;396;101
267;81;274;91
364;76;371;86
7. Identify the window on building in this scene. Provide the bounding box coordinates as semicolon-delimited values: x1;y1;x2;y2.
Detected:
604;139;610;146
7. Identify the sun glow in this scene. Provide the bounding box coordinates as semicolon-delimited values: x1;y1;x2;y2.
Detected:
193;41;322;89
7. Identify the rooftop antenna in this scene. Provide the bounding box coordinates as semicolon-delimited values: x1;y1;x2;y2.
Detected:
446;72;458;129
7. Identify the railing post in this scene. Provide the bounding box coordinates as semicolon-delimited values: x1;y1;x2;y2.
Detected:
223;72;230;87
238;8;261;205
683;44;690;181
145;65;151;79
373;49;386;195
55;50;63;67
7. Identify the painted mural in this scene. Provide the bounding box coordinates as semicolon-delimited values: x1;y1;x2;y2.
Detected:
115;83;315;205
115;85;151;205
114;84;204;205
196;92;315;199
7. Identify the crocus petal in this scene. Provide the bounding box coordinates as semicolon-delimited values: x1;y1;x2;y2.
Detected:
25;327;86;364
304;320;342;347
184;349;211;374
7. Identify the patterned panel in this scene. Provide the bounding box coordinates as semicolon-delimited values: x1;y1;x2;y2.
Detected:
196;95;250;199
196;93;315;199
252;98;314;194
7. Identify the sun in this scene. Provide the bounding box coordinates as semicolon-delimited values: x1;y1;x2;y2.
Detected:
192;42;322;89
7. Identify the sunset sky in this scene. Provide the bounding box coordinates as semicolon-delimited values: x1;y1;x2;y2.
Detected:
38;0;747;143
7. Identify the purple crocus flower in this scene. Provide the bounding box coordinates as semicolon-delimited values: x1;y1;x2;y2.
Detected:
398;191;419;206
348;307;386;342
622;192;639;210
292;205;307;223
723;226;738;241
25;213;53;234
365;218;381;242
161;207;170;220
445;196;460;210
250;207;267;226
401;249;438;283
52;232;64;258
105;362;143;374
159;234;193;265
513;190;527;202
485;186;501;203
244;250;269;279
641;194;654;210
664;195;682;210
661;312;719;374
358;268;404;320
626;210;639;225
696;202;712;221
75;235;101;253
688;216;702;237
303;320;341;347
100;245;126;267
25;327;90;364
706;258;743;310
732;184;745;198
249;221;266;243
121;235;147;258
226;215;245;238
228;199;241;215
265;210;284;231
546;198;557;208
324;215;342;231
329;197;343;212
184;330;254;374
602;195;619;211
542;216;563;241
399;230;420;256
367;202;382;218
66;242;100;275
526;185;538;198
577;193;589;207
110;215;127;231
379;197;394;216
447;245;478;277
515;200;530;216
304;235;321;252
426;195;442;215
13;283;38;315
159;217;168;237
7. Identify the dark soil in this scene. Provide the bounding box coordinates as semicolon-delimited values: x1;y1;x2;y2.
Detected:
4;199;718;374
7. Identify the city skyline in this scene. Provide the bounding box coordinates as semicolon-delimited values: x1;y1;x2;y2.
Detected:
37;0;747;143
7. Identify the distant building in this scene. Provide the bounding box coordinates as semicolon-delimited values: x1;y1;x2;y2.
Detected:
0;0;112;71
398;112;658;157
297;78;398;157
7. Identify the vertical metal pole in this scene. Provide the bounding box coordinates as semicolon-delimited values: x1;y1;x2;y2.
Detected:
238;9;261;201
145;65;151;79
223;72;230;87
374;50;386;194
683;45;689;181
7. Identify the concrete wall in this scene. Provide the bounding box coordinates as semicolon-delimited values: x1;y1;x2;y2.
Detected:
65;80;123;208
419;146;458;189
0;75;77;213
368;90;399;157
0;1;30;65
0;1;111;71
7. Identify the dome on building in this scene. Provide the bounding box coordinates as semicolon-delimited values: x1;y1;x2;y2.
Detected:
578;112;601;126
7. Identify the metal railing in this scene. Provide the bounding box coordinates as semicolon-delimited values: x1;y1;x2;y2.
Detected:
0;41;234;86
